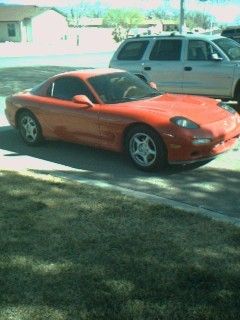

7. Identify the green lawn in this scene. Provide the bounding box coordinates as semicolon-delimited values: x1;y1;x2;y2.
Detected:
0;170;240;320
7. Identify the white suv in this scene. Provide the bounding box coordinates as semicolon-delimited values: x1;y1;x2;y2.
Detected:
109;33;240;104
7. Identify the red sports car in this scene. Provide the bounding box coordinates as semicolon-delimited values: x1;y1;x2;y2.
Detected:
5;68;240;171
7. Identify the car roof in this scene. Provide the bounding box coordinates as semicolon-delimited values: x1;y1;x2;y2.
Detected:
53;68;125;80
124;32;224;41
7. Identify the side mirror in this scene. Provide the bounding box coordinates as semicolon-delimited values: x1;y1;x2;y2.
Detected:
211;53;223;61
72;95;94;107
149;81;157;90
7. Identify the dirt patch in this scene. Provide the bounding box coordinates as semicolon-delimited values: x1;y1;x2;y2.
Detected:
0;66;79;96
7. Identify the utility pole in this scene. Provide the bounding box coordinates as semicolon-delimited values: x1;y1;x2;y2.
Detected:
179;0;185;34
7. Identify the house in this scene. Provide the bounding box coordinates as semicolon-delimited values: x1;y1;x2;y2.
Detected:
0;4;68;43
161;19;179;32
68;17;104;28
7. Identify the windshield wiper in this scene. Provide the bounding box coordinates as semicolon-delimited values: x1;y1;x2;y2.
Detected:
135;92;160;100
110;92;160;103
117;96;140;102
147;92;160;97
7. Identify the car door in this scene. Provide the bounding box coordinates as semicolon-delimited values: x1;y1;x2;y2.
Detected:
41;76;101;146
141;39;184;93
182;39;234;97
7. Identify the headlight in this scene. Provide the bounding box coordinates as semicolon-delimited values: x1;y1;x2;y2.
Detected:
218;102;236;114
171;116;199;129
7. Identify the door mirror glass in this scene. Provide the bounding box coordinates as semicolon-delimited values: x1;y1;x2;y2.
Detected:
72;95;94;107
211;53;223;61
149;81;157;90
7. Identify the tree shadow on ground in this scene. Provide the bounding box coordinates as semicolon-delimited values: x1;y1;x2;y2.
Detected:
1;66;240;113
0;126;240;219
0;66;85;96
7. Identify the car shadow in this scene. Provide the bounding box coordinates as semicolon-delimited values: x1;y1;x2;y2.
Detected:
0;126;211;176
0;127;182;173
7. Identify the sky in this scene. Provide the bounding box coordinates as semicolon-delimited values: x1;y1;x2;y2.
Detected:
1;0;240;23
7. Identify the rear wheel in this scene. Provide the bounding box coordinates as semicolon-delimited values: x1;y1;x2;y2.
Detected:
18;110;43;146
235;82;240;105
236;91;240;106
125;125;167;171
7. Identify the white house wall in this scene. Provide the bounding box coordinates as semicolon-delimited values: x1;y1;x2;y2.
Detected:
67;27;116;50
31;10;68;44
0;21;21;42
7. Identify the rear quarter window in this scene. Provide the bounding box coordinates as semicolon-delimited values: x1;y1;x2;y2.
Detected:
117;40;149;60
149;39;182;61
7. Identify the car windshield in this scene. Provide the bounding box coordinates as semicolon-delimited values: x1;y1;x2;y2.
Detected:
213;37;240;60
88;72;159;104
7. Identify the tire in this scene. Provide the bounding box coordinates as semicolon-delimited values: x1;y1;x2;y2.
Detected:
236;91;240;106
125;125;167;171
18;110;43;146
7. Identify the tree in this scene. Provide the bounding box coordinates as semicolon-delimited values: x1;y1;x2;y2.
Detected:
66;0;107;26
146;6;176;20
103;8;145;42
185;11;213;30
235;16;240;24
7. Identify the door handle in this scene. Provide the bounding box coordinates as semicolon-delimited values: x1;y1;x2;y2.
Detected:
184;66;192;71
144;66;151;71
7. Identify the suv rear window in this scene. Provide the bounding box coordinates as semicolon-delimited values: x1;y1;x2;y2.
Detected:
117;40;149;60
221;27;240;43
222;29;235;36
149;39;182;60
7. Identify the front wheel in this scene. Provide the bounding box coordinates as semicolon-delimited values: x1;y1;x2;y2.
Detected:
18;110;43;146
125;125;167;171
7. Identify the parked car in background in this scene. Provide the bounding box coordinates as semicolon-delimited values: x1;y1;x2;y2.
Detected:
5;69;240;171
109;33;240;104
221;26;240;43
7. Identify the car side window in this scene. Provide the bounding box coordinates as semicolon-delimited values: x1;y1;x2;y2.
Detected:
149;39;182;61
47;77;96;102
117;40;149;60
188;40;219;61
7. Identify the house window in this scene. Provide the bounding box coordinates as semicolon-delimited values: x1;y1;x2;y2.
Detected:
7;23;16;37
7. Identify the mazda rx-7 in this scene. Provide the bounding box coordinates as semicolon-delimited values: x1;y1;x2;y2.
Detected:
5;68;240;171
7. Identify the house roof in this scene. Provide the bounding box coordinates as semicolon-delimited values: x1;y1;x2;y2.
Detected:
67;17;103;27
0;5;63;22
161;19;178;25
78;17;103;26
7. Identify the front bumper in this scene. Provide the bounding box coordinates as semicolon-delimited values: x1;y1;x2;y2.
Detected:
165;115;240;164
168;136;239;164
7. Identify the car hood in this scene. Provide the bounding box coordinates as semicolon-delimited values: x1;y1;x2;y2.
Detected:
126;93;231;124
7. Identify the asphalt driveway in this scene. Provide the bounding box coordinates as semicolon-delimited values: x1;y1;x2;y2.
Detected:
1;66;240;222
